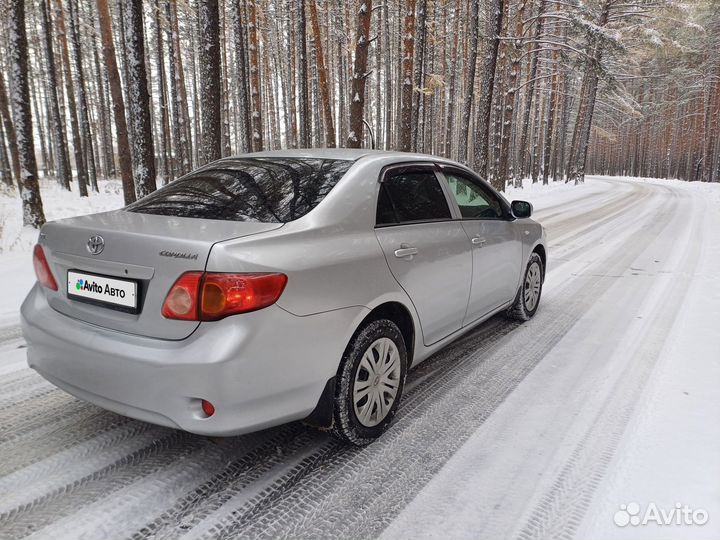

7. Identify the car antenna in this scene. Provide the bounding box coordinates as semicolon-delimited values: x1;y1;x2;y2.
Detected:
362;119;376;150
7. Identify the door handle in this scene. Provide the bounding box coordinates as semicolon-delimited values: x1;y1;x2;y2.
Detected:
471;236;486;247
394;244;418;258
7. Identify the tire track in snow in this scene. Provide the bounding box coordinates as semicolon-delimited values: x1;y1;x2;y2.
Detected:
25;426;318;540
515;183;702;540
0;325;22;345
0;409;132;476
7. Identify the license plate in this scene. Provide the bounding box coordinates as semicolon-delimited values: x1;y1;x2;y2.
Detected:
67;270;138;312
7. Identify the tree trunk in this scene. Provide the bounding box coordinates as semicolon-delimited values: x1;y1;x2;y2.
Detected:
411;0;426;152
39;0;71;190
248;0;264;151
164;1;189;176
308;0;336;148
541;1;561;185
54;0;88;196
0;70;22;187
474;0;504;178
8;0;46;227
297;0;311;147
197;0;222;164
397;0;416;152
443;0;461;158
0;121;12;187
91;31;115;180
154;0;172;182
123;0;157;198
517;0;546;178
230;0;253;153
383;0;393;149
346;0;373;148
496;0;525;190
67;0;98;192
220;0;232;157
566;0;610;184
97;0;135;203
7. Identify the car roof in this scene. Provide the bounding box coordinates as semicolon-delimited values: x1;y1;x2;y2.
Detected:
216;148;466;167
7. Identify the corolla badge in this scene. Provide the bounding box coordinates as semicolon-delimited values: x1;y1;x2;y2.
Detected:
87;235;105;255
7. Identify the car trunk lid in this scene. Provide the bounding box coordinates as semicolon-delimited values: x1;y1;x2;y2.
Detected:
40;210;282;340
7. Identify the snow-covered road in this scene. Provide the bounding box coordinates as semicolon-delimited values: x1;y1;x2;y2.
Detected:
0;177;718;540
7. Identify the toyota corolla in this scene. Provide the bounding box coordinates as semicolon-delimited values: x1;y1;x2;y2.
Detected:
21;149;546;445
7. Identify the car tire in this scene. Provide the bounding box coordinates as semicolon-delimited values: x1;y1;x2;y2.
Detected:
331;319;407;446
507;252;544;321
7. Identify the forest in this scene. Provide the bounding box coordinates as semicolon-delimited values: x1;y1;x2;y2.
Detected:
1;0;719;228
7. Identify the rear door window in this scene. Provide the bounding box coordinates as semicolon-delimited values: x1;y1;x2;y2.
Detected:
376;169;452;226
125;158;353;223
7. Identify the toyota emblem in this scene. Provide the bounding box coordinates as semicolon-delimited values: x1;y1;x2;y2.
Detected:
87;235;105;255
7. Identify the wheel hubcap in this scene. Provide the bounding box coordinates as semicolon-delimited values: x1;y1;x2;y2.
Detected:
353;337;401;427
524;262;542;312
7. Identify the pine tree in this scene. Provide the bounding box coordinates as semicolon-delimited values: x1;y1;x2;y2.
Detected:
308;0;336;148
297;0;311;147
67;0;98;192
0;71;22;187
474;0;505;181
54;0;88;197
397;0;415;152
248;0;263;151
122;0;157;198
197;0;222;164
39;0;71;191
8;0;46;227
96;0;135;202
346;0;373;148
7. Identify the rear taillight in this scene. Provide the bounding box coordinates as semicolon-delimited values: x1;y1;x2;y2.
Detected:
33;244;58;291
162;272;287;321
161;271;203;320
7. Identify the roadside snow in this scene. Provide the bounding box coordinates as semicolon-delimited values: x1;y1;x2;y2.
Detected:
0;180;123;327
576;178;720;540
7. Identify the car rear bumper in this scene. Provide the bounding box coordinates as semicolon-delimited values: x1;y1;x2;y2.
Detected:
21;284;367;436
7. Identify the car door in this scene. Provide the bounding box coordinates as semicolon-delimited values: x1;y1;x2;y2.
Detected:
439;168;523;325
374;164;473;346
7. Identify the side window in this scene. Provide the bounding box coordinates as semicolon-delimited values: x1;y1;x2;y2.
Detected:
445;172;504;219
377;169;452;225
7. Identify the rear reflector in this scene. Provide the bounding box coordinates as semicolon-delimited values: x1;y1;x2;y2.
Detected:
201;399;215;417
162;272;287;321
33;244;58;291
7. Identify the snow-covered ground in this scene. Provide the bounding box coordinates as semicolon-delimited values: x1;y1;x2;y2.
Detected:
0;176;718;540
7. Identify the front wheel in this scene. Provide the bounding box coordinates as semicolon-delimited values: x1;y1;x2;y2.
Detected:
507;252;544;321
331;319;407;446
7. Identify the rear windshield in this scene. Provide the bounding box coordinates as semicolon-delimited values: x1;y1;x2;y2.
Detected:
125;158;353;223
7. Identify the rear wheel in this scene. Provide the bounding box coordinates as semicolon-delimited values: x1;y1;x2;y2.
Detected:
331;319;407;446
508;252;544;321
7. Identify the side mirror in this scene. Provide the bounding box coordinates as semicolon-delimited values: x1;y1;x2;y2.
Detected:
511;200;533;218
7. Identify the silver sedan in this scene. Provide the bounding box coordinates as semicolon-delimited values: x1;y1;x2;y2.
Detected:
21;149;546;445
